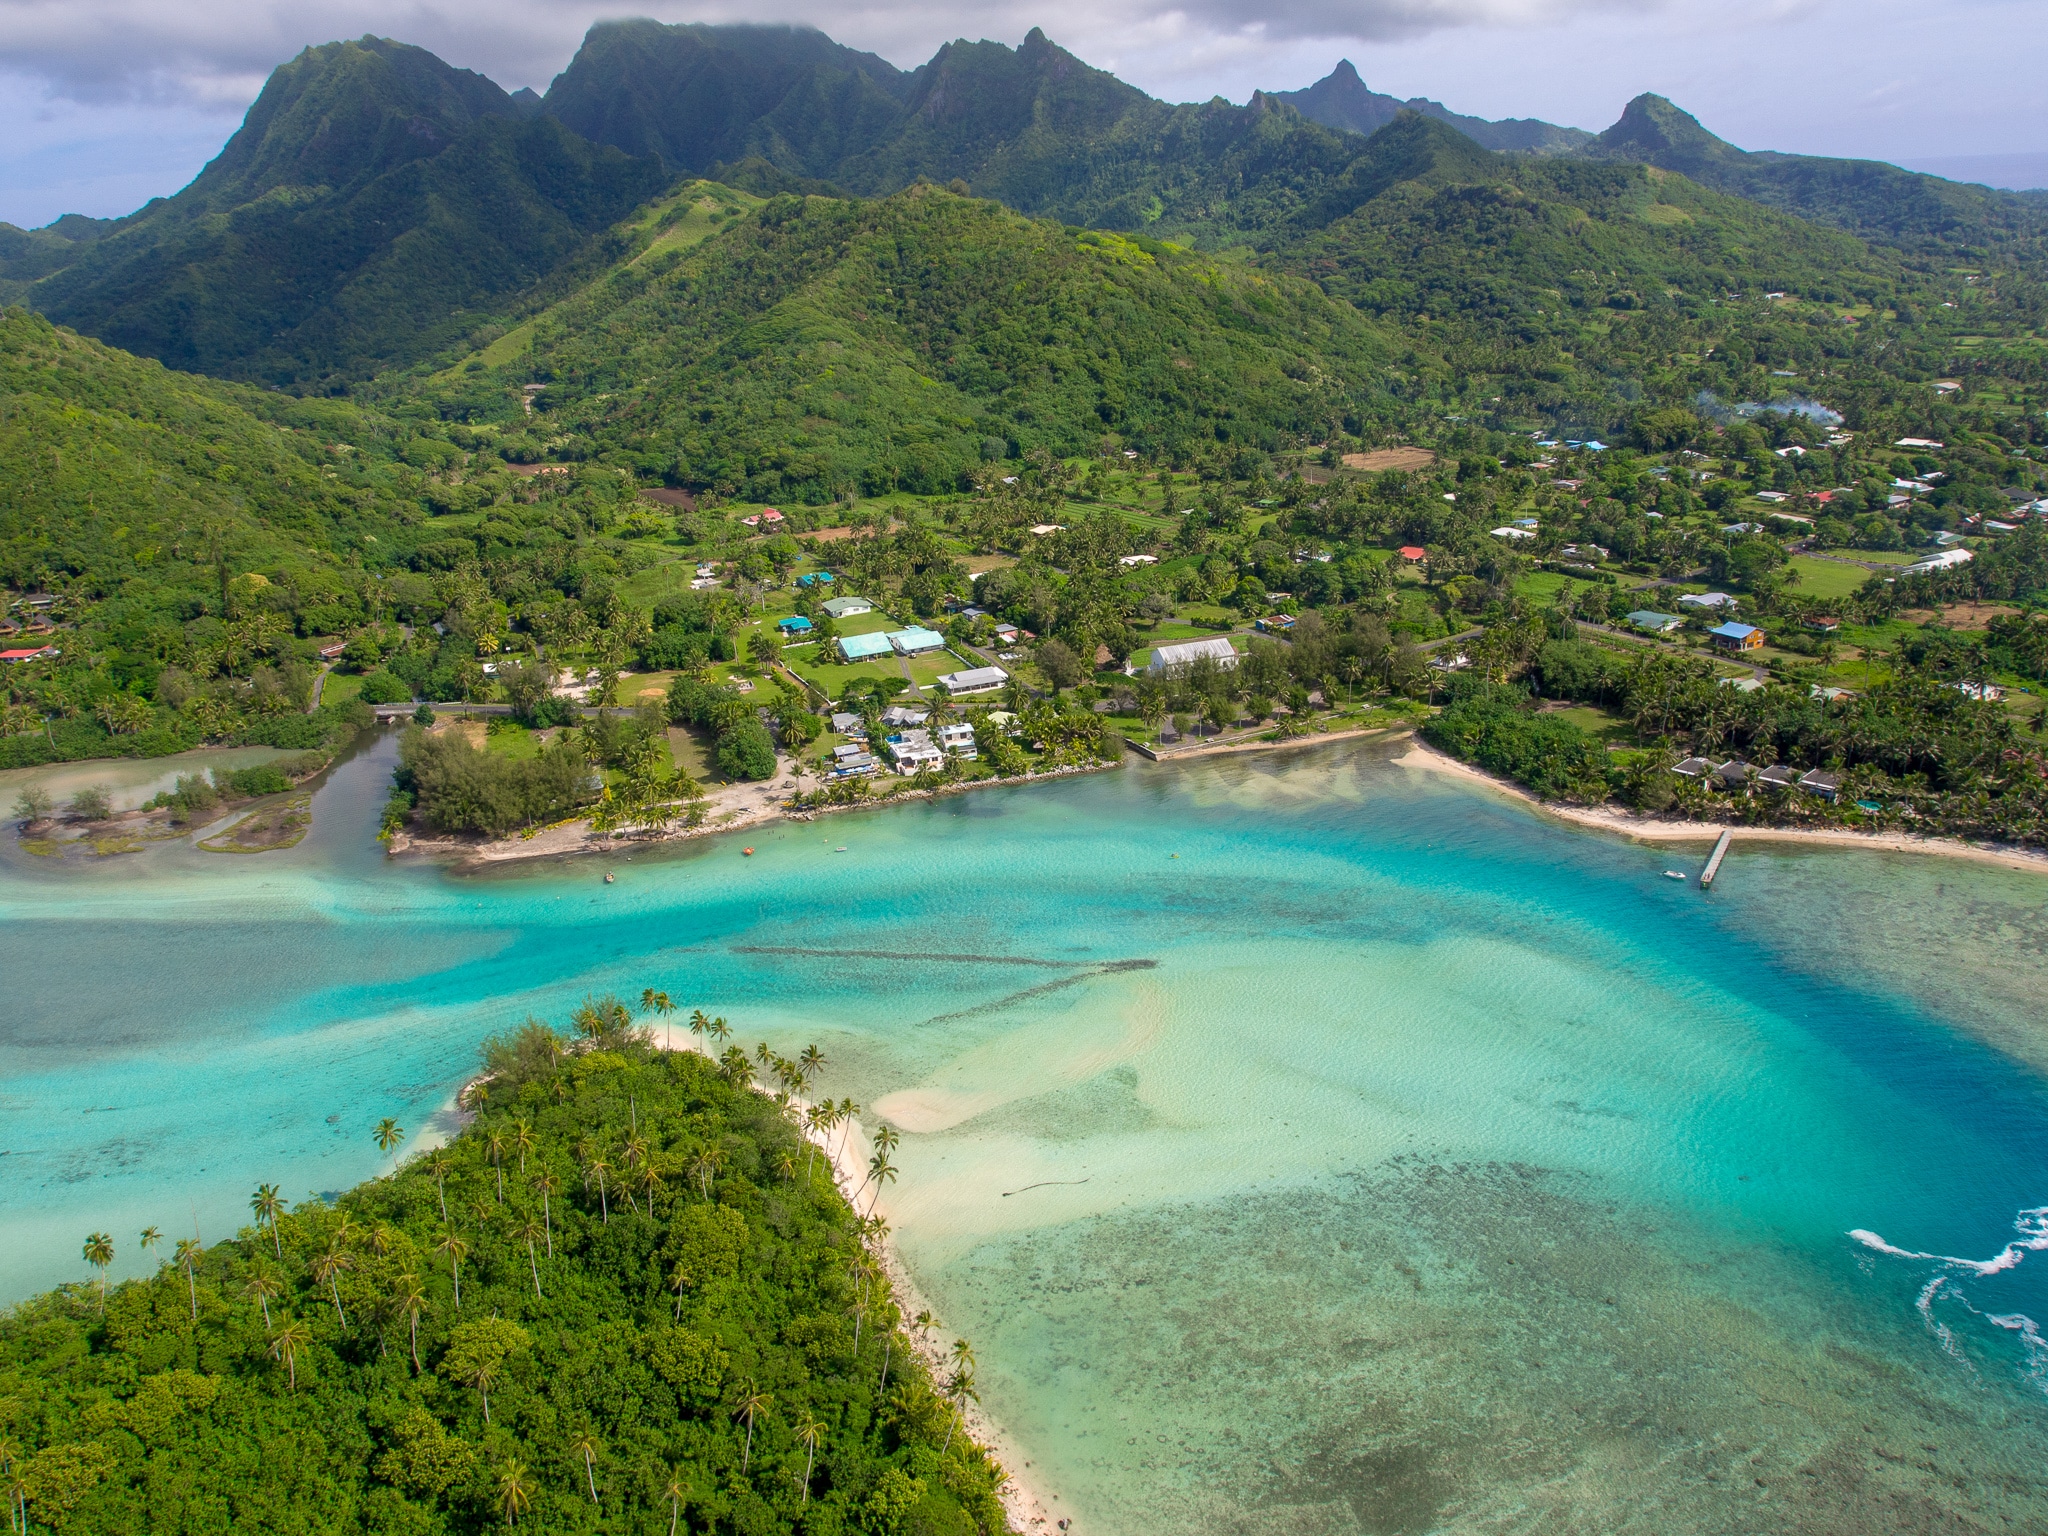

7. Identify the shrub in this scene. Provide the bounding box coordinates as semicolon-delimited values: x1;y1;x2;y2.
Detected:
716;718;778;780
358;669;412;704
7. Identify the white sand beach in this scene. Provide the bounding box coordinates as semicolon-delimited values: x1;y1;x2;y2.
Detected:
1397;740;2048;876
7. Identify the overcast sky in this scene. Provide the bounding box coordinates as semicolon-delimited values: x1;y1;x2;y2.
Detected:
3;0;2044;227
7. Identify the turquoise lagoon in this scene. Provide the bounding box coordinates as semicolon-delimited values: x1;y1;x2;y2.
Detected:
5;729;2048;1531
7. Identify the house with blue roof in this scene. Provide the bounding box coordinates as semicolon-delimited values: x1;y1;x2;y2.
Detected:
838;631;896;662
887;627;946;656
776;615;814;637
1709;621;1764;652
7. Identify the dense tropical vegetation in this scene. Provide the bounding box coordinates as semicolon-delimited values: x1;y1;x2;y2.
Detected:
4;18;2048;849
0;998;1009;1533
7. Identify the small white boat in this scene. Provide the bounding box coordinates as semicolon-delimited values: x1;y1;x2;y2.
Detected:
1663;870;1687;881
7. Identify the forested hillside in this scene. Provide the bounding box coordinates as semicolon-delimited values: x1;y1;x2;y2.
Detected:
0;1007;1011;1533
412;186;1399;501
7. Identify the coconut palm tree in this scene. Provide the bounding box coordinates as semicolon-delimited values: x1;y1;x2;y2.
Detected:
511;1120;536;1176
139;1225;162;1266
708;1015;732;1044
242;1264;282;1331
636;1159;667;1216
835;1099;862;1159
392;1272;427;1373
719;1046;754;1089
485;1129;508;1200
373;1117;405;1158
865;1154;897;1216
251;1184;285;1258
173;1238;204;1320
568;1426;601;1505
664;1468;688;1536
82;1232;113;1311
268;1316;312;1392
793;1412;825;1503
731;1384;773;1472
799;1043;825;1084
531;1170;559;1256
949;1337;977;1378
688;1009;710;1039
425;1153;454;1222
873;1124;900;1159
311;1244;352;1329
496;1461;532;1526
689;1147;721;1200
434;1228;468;1310
4;1467;23;1536
588;1157;612;1223
513;1216;545;1299
467;1355;502;1424
941;1369;978;1454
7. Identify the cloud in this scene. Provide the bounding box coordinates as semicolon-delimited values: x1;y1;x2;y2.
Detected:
0;0;1675;110
0;0;2041;225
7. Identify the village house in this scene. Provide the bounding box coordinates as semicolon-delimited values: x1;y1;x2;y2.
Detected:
821;595;873;619
935;665;1007;695
1709;622;1765;652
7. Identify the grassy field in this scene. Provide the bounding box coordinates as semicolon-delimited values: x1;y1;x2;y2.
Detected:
1544;704;1635;743
1788;556;1873;602
318;671;364;709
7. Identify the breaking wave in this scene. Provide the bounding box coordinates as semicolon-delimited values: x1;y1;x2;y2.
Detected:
1850;1207;2048;1392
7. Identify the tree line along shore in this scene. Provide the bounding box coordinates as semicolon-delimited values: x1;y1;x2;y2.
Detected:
1;994;1015;1536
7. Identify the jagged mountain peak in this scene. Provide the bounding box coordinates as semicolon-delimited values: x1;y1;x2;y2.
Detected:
1598;93;1737;161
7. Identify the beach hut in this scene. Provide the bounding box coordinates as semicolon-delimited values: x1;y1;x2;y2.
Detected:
1671;757;1713;778
1756;764;1799;791
1713;759;1755;790
1799;770;1843;802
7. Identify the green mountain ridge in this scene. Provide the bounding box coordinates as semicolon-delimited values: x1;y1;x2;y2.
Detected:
1269;58;1594;155
5;37;669;388
1593;93;2048;255
9;18;2042;395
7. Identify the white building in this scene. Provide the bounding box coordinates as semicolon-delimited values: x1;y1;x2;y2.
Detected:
936;666;1008;694
821;595;874;619
936;722;977;758
1147;636;1239;674
1908;548;1974;573
885;730;945;772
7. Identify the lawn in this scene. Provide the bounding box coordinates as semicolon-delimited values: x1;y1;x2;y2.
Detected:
1787;556;1873;603
614;554;711;606
1516;571;1606;603
780;644;964;699
318;672;364;709
1544;704;1635;743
